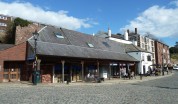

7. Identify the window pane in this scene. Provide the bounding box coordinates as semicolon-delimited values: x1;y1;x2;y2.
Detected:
11;74;16;79
4;69;9;72
0;74;2;79
3;74;9;79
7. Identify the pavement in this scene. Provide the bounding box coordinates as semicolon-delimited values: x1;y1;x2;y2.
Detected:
0;72;177;104
0;72;174;87
103;72;174;84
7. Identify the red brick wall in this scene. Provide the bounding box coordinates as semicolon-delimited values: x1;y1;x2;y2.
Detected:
155;41;169;66
0;42;27;82
0;42;26;61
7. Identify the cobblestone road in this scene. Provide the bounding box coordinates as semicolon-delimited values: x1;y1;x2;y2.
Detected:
0;71;178;104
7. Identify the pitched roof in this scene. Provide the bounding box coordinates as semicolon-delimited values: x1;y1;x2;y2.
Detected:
95;31;124;39
123;44;149;53
28;26;138;61
28;40;137;61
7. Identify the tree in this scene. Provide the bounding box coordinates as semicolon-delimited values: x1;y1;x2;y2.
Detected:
175;42;178;48
14;17;31;27
4;21;15;44
170;42;178;60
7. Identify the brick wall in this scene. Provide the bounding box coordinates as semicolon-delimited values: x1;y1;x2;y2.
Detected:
155;41;170;66
0;42;26;61
15;23;44;45
0;42;27;82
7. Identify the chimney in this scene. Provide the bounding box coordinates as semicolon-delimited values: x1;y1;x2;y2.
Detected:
93;33;95;36
132;40;138;46
124;31;128;40
108;28;111;38
135;28;137;34
127;29;130;35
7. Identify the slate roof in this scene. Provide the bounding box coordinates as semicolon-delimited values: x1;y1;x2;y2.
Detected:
0;44;14;51
122;44;149;53
95;32;124;39
28;26;138;61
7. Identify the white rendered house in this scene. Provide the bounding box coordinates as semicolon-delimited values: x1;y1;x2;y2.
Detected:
127;51;152;74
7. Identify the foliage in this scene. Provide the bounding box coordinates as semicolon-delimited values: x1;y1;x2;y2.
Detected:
169;46;178;54
3;17;31;44
171;54;178;59
14;17;31;27
4;21;15;44
170;42;178;61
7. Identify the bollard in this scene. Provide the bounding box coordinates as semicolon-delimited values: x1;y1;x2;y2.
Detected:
140;72;142;80
162;71;164;76
66;76;70;84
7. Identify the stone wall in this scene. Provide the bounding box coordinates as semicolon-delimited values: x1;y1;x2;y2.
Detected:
15;23;44;45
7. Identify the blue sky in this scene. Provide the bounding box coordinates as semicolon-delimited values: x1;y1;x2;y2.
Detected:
0;0;178;47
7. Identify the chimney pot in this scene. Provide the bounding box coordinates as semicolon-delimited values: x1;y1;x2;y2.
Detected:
124;31;128;40
108;28;111;38
135;28;137;34
127;29;130;35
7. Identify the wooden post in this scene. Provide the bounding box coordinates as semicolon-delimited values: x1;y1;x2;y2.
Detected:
81;61;84;81
127;63;130;79
52;65;55;83
69;64;72;82
118;63;121;79
109;64;111;80
97;61;100;77
61;60;65;83
135;62;138;75
37;59;41;71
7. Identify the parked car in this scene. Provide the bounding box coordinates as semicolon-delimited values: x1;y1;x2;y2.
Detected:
173;66;178;70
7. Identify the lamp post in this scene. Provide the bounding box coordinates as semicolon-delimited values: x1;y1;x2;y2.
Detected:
33;30;39;85
162;53;164;76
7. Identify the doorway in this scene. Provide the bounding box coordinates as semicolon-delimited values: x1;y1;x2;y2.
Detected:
143;65;145;75
3;62;22;82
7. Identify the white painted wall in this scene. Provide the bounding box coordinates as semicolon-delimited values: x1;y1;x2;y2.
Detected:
109;37;132;44
141;52;153;74
127;52;153;74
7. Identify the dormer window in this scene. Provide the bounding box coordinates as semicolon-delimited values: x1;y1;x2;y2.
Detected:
55;32;64;38
87;42;94;48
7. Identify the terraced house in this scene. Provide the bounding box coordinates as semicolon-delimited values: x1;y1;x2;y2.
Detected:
0;23;141;83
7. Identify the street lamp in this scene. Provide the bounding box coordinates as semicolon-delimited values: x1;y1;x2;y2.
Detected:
162;53;164;76
33;30;39;85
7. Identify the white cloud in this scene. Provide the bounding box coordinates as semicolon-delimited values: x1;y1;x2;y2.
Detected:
0;1;95;30
121;3;178;38
170;0;178;7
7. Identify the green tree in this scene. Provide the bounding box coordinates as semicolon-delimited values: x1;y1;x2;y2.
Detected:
170;42;178;60
4;21;15;44
14;17;31;27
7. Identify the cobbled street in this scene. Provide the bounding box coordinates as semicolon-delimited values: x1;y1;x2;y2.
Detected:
0;71;178;104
